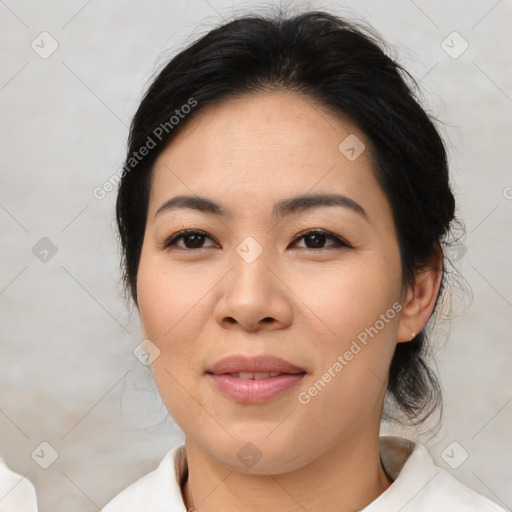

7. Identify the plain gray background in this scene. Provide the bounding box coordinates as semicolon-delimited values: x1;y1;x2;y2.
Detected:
1;0;511;511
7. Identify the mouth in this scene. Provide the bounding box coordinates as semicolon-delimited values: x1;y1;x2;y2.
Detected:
219;371;296;379
206;354;307;404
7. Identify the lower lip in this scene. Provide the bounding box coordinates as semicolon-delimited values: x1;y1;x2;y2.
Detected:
208;373;306;404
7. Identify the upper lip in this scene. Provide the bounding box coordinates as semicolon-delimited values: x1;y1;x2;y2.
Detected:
207;354;306;375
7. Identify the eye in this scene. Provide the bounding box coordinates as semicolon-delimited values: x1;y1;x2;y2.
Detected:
162;229;217;250
161;228;351;251
290;229;352;250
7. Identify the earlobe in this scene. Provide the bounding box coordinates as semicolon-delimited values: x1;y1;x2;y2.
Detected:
397;255;443;343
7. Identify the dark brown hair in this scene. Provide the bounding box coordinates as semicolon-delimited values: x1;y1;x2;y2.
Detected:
116;9;456;424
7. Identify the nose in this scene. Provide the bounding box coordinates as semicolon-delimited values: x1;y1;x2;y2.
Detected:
213;250;293;332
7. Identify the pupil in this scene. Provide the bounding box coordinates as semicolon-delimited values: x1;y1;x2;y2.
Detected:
186;234;203;248
307;234;325;248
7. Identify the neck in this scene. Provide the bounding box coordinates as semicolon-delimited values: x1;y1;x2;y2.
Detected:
180;431;392;512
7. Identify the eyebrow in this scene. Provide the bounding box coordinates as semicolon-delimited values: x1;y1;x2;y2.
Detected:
154;193;368;221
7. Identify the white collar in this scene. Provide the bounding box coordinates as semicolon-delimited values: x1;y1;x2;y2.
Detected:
102;436;505;511
0;457;38;512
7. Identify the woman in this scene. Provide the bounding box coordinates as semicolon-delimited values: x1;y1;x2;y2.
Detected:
103;8;505;511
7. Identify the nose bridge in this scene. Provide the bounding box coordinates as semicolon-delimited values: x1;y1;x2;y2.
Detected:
229;236;274;304
214;235;292;330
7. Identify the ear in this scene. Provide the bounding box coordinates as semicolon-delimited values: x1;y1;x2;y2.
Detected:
397;250;443;343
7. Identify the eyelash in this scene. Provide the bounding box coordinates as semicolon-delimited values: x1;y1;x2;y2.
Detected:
161;229;352;251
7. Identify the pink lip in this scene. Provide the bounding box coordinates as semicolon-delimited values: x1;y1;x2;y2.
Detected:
206;354;307;404
208;354;306;375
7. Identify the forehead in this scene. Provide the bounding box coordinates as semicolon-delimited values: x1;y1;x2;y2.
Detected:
148;91;388;221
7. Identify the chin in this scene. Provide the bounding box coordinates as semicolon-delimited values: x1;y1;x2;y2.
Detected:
197;433;315;475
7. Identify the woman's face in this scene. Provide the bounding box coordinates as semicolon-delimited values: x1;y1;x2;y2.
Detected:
137;91;409;473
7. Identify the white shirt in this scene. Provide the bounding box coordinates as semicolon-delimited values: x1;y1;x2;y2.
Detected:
0;457;38;512
102;436;506;511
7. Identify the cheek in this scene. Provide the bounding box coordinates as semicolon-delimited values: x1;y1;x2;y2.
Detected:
290;256;402;341
136;250;211;343
136;252;210;423
289;254;402;407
